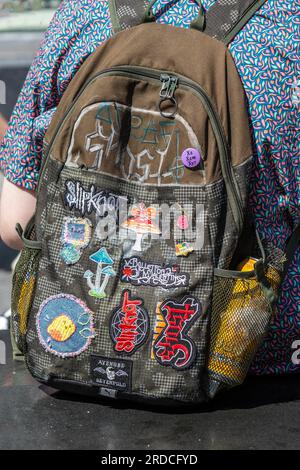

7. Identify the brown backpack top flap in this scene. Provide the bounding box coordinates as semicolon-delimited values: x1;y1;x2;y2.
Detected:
44;22;252;183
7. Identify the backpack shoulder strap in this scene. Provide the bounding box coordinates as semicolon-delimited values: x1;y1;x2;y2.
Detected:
108;0;267;44
108;0;148;33
205;0;267;45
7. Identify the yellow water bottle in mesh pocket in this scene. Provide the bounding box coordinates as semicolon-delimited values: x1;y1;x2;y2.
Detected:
11;220;41;354
207;258;280;388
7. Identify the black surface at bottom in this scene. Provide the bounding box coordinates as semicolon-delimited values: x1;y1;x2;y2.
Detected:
1;330;300;450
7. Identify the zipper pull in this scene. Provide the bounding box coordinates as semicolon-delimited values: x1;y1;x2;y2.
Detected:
159;74;178;119
160;74;178;99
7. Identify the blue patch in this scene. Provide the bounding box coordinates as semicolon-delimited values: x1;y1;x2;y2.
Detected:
84;247;116;299
60;217;92;265
60;244;81;265
36;294;95;358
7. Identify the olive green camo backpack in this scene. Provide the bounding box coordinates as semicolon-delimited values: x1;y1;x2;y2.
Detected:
11;0;285;404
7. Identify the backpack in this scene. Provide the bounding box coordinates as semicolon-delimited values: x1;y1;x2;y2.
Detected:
11;0;286;405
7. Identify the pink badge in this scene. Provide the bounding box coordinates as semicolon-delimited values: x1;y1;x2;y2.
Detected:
177;215;189;230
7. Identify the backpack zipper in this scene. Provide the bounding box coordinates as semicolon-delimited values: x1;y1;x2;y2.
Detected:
40;65;244;232
159;74;179;118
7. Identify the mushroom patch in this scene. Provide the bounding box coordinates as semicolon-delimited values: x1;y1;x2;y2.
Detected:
84;247;116;299
121;203;160;252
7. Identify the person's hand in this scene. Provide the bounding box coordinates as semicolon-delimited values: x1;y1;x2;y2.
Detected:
0;113;7;143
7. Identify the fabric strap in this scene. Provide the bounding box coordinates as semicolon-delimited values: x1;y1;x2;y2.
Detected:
109;0;149;33
108;0;267;44
205;0;267;45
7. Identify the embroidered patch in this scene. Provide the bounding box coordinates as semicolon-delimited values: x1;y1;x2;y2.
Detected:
36;294;95;358
60;244;81;265
153;295;201;370
64;180;127;218
84;247;116;299
121;203;160;252
175;242;194;257
60;216;92;265
121;256;189;289
110;290;149;355
90;355;132;392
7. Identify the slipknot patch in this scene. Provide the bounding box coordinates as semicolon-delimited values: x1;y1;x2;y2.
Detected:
153;296;201;370
110;290;149;355
63;179;126;217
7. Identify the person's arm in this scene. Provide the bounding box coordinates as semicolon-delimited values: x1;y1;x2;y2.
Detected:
0;0;109;250
0;103;35;249
0;114;7;142
0;114;30;249
0;115;27;248
0;52;47;249
0;15;61;249
0;179;36;250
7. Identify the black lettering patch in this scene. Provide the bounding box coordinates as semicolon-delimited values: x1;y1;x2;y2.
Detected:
121;256;190;289
153;296;201;370
90;355;132;392
63;179;127;217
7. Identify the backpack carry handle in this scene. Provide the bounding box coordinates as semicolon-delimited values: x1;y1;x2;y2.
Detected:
190;3;206;32
143;0;206;32
142;0;157;23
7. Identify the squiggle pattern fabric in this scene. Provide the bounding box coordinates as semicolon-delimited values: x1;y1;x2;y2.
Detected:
0;0;299;374
231;1;300;375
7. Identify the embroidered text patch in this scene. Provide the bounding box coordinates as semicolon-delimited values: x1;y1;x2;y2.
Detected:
90;355;132;392
110;290;149;355
63;180;127;218
121;256;189;289
153;295;201;370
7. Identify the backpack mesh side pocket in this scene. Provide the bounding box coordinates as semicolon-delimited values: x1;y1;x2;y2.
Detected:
206;263;281;398
11;222;41;353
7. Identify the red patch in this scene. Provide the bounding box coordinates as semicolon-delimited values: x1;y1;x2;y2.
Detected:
122;267;133;277
153;296;201;370
110;290;149;355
